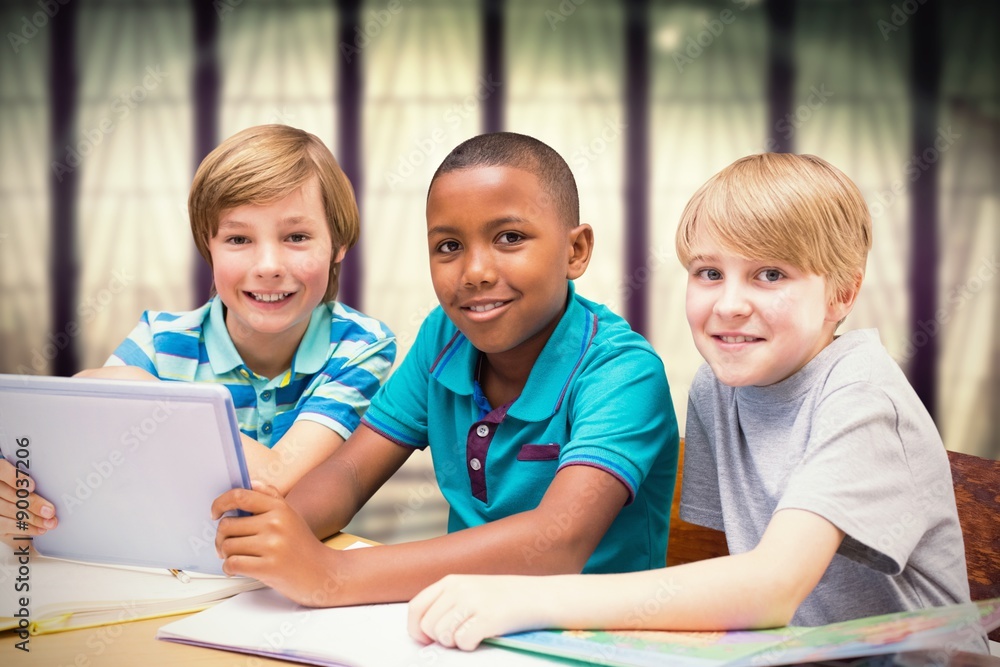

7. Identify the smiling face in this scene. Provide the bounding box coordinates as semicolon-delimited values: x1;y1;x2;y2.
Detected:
209;177;341;372
426;166;591;370
685;235;852;388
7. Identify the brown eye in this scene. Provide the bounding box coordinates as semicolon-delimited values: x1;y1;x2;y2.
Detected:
497;232;523;245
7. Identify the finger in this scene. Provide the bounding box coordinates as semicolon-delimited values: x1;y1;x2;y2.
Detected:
408;582;445;644
215;505;295;546
214;514;275;556
0;515;49;537
433;604;474;649
250;480;282;498
0;487;57;530
453;614;487;652
0;460;33;491
216;533;273;561
211;487;280;519
220;552;266;578
419;595;460;647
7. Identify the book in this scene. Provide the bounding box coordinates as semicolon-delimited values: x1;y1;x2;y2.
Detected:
157;587;564;666
486;598;1000;667
0;550;263;635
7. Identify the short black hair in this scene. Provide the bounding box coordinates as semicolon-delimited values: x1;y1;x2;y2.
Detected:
430;132;580;227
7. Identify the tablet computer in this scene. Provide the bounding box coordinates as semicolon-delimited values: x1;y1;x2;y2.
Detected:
0;374;250;575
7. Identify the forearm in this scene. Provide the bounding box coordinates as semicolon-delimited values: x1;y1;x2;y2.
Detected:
284;424;414;540
285;451;366;539
314;509;596;607
528;552;801;632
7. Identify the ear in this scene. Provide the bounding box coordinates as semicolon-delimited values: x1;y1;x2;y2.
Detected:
566;224;594;281
332;245;347;264
826;271;863;324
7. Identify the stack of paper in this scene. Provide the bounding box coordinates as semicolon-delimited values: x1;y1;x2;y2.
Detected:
0;551;262;635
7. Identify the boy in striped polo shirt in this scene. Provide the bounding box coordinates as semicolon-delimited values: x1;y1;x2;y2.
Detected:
2;125;395;538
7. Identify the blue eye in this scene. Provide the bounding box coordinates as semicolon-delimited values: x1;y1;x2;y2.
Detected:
697;268;722;281
758;269;784;283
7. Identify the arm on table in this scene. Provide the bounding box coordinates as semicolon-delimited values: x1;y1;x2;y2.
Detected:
408;508;844;650
213;424;628;608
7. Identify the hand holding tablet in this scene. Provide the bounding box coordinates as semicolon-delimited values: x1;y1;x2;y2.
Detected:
0;374;250;575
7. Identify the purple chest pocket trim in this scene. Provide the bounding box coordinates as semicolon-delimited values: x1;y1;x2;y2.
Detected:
516;443;561;461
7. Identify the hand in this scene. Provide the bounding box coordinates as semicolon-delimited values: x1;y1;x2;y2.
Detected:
212;481;345;607
74;366;158;381
0;459;57;538
407;574;549;651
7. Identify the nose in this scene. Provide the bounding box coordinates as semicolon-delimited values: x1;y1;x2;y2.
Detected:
713;280;752;319
461;246;497;288
253;241;285;278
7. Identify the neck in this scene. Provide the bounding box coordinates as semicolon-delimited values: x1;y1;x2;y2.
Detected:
227;324;306;381
479;303;565;408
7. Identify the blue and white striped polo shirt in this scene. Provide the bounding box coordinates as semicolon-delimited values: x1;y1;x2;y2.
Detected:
107;296;395;447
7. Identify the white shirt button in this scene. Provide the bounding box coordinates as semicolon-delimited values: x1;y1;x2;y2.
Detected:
475;424;489;437
470;458;482;471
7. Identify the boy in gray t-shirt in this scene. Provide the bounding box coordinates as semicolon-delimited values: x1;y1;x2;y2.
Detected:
402;153;984;656
673;153;981;652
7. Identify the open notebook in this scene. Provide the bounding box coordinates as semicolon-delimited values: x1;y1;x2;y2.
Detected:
157;587;560;667
0;551;263;635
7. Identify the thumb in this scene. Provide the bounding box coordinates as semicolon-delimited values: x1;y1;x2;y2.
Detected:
250;479;282;498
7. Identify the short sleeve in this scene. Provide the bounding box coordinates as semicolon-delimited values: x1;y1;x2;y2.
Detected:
777;382;922;575
679;370;725;530
105;311;160;377
296;335;397;440
359;316;438;449
557;345;678;505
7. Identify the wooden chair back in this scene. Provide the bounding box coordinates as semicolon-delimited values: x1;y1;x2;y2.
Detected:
947;449;1000;642
666;438;729;567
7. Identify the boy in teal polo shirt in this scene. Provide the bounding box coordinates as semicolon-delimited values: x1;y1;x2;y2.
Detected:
211;132;679;607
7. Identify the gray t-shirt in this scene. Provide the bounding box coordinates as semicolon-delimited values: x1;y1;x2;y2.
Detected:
680;329;983;651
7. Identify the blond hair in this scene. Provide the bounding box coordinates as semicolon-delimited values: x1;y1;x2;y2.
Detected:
189;125;359;300
675;153;872;299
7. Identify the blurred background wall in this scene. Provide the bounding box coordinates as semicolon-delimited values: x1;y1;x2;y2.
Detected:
1;0;996;544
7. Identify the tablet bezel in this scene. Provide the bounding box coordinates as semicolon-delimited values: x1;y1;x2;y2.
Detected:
0;374;250;575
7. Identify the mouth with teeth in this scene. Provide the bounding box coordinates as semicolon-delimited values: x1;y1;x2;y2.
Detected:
465;301;507;313
248;292;292;303
716;335;762;344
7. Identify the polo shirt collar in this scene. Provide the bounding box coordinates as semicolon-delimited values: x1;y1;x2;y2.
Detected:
292;303;332;375
430;281;597;423
204;296;332;378
205;296;245;375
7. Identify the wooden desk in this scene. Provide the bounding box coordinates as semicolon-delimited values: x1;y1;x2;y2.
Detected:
4;532;995;667
0;533;375;667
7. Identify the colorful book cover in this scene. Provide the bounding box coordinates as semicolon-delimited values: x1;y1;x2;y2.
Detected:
487;598;1000;667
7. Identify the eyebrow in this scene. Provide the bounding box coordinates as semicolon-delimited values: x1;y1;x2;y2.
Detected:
218;216;319;230
687;254;718;263
427;215;531;237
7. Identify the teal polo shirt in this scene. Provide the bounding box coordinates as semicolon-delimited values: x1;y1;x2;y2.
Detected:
362;282;678;573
